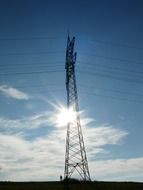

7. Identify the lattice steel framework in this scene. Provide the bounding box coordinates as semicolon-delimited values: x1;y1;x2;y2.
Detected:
64;36;90;181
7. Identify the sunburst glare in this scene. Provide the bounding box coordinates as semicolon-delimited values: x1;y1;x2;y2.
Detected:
48;102;94;128
56;107;76;126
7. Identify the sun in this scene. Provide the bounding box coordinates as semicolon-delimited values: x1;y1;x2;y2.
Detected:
48;102;77;127
49;102;92;128
56;107;76;126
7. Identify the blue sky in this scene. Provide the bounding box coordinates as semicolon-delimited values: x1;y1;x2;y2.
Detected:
0;0;143;181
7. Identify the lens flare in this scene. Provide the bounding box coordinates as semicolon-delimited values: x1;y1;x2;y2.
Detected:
48;102;93;128
56;107;76;126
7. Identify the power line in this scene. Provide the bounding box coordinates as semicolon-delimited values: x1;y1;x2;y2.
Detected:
0;49;142;66
0;36;65;41
78;37;143;50
1;81;142;103
77;61;143;76
1;75;141;102
79;90;143;104
0;60;142;76
16;83;63;89
1;67;143;85
12;82;143;98
0;60;143;79
0;65;63;72
82;67;143;80
77;70;143;84
0;70;64;76
18;87;143;104
0;64;143;87
0;67;142;82
77;67;143;82
0;61;63;67
78;52;143;65
79;84;143;98
0;35;143;50
0;51;64;57
1;64;143;86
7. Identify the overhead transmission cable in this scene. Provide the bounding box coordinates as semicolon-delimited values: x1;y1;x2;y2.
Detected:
77;61;143;75
21;87;143;104
0;35;143;50
1;67;143;85
78;37;143;50
0;51;64;57
0;70;64;76
12;82;143;98
0;61;63;67
78;52;143;65
0;60;143;77
79;90;143;104
1;60;143;76
77;70;143;84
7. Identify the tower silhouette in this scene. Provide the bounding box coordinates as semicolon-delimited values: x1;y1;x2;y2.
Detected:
64;36;90;181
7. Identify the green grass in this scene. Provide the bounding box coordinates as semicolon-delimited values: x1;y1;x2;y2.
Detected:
0;181;143;190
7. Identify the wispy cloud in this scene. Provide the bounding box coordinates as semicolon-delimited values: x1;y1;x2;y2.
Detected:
89;157;143;181
0;85;30;100
0;132;64;181
0;110;130;181
0;128;141;182
0;112;51;131
84;126;128;159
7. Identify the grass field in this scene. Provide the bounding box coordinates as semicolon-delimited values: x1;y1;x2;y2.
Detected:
0;181;143;190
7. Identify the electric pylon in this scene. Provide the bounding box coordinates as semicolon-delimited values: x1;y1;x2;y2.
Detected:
64;36;90;181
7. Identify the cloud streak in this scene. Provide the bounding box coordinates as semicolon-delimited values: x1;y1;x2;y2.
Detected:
0;129;141;182
89;157;143;181
0;112;51;131
0;110;130;181
0;132;64;181
0;85;30;100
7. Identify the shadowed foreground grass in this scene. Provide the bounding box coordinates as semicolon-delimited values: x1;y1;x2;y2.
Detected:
0;181;143;190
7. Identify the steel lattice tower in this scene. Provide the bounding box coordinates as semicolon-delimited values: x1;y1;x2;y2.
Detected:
64;36;90;181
